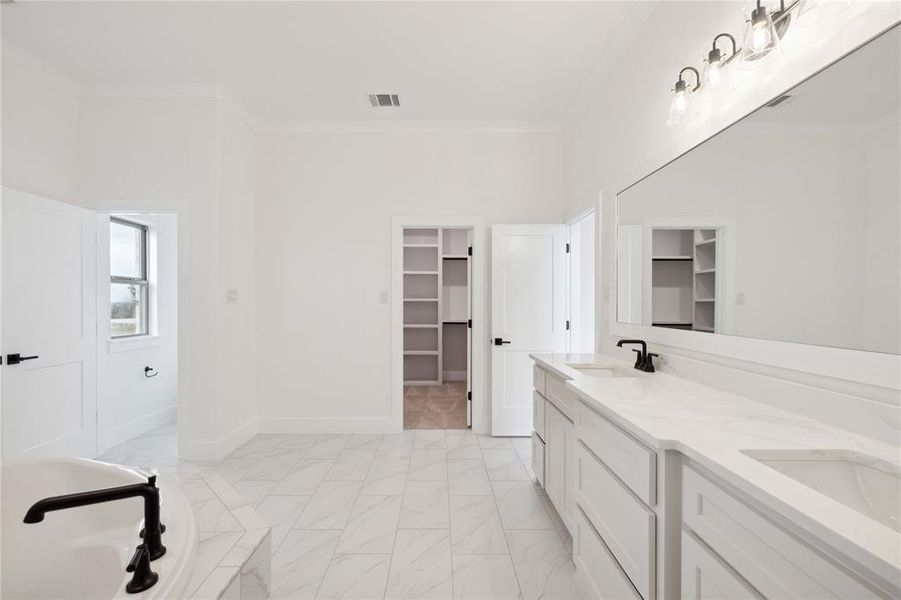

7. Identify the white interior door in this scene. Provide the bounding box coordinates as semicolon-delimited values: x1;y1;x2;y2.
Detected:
2;188;97;458
491;224;567;436
466;231;473;427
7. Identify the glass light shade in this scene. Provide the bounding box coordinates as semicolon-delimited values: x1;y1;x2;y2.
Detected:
666;83;698;126
741;4;782;66
699;53;736;101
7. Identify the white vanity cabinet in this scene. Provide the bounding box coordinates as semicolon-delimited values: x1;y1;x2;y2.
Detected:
530;355;899;600
544;400;571;523
532;365;576;532
681;465;886;600
681;531;762;600
576;403;658;600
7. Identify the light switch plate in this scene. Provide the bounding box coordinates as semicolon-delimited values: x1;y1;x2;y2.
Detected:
226;288;239;304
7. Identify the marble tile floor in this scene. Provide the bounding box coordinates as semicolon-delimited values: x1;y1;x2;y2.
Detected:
99;425;583;600
404;382;469;430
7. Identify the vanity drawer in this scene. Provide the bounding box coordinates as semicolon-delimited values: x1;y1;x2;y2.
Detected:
545;373;579;421
682;530;762;599
575;508;642;600
579;404;656;505
682;466;881;600
531;432;545;487
533;391;546;441
533;365;546;397
578;442;656;600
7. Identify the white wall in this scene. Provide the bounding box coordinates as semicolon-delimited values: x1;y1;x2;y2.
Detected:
214;99;258;445
96;214;178;452
78;92;259;458
255;130;564;431
1;41;80;204
564;1;901;441
1;39;259;458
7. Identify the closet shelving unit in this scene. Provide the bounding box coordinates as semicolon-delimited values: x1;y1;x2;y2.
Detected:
403;227;471;386
650;228;718;333
692;229;717;333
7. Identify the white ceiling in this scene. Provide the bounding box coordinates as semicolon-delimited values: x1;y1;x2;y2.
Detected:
1;1;637;125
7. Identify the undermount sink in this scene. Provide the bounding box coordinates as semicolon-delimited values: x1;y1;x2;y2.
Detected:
565;363;636;378
742;449;901;533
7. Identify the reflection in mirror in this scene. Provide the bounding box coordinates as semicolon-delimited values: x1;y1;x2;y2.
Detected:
616;25;899;355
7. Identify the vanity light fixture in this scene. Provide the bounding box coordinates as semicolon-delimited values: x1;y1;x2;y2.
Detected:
742;1;783;62
741;0;804;64
700;33;739;100
667;67;700;126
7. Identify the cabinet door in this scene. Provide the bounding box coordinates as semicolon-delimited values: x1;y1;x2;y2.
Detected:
564;412;577;526
683;532;762;600
544;403;566;513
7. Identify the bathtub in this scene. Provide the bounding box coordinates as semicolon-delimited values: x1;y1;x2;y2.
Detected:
1;458;197;599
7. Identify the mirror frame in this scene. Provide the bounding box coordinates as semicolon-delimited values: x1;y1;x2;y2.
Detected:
610;24;901;391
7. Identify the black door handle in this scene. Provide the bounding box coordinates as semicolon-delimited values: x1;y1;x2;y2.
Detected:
493;338;511;346
6;353;39;365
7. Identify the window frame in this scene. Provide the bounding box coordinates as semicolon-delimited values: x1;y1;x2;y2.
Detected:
109;217;150;339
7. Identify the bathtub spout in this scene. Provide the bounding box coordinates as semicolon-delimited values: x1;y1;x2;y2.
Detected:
23;474;167;560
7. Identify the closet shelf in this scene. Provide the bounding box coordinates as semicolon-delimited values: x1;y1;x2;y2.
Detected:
403;243;439;248
695;268;715;274
442;320;468;325
694;298;715;302
404;324;439;329
403;270;439;275
404;350;439;356
653;256;693;261
442;255;468;260
695;238;717;246
652;321;692;326
403;298;439;302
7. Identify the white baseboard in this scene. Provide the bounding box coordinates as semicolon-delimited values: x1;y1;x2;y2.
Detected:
98;406;177;454
257;416;396;434
179;417;259;461
218;418;260;457
443;371;467;382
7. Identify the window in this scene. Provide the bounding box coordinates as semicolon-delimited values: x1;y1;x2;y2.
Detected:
110;218;149;337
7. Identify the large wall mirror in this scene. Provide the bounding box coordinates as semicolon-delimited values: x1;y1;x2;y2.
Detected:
616;24;899;356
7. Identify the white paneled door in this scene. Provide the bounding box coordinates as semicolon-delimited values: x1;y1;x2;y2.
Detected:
2;188;97;458
490;225;567;436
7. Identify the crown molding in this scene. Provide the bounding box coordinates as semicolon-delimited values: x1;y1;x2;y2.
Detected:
81;82;225;100
255;120;564;134
78;83;560;133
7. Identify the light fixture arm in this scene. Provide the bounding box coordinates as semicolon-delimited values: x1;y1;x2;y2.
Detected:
712;33;738;57
678;67;701;92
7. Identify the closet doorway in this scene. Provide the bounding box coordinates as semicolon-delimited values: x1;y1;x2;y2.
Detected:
400;226;473;429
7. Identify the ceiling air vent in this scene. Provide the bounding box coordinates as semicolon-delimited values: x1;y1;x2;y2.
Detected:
368;94;400;108
765;94;793;108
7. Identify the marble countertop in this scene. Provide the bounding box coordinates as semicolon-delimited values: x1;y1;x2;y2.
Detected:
530;352;901;589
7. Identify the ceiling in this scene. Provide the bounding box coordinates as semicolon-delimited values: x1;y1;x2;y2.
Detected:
1;1;637;125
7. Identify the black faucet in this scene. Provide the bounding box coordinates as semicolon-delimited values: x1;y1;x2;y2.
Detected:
616;339;658;373
125;543;159;594
23;474;167;561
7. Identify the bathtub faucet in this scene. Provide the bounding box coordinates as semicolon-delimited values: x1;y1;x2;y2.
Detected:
23;474;167;560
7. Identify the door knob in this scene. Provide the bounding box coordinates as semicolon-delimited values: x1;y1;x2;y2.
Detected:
493;338;511;346
6;353;39;365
